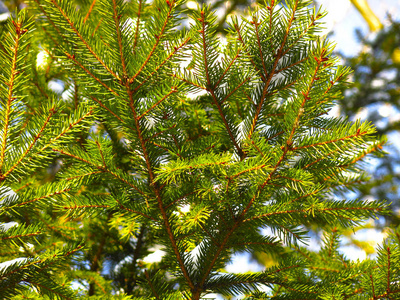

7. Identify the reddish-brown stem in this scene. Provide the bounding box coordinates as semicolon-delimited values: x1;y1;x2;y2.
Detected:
2;188;71;211
287;53;322;146
242;147;289;215
145;270;160;299
22;280;73;300
244;206;383;223
172;74;207;90
274;57;307;74
113;198;157;221
89;96;134;130
95;140;106;167
83;0;97;24
195;221;241;295
33;109;93;158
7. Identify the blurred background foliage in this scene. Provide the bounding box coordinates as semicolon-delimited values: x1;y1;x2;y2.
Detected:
1;0;400;286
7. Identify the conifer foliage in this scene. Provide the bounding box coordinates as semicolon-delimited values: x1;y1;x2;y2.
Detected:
0;0;399;299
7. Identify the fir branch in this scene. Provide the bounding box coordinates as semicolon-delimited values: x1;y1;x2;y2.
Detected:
242;146;290;213
64;52;120;97
194;221;241;294
22;279;74;300
230;163;268;180
0;1;394;298
0;106;56;180
48;0;120;80
233;22;266;82
247;0;299;140
172;74;207;90
220;76;251;105
0;244;83;281
214;48;243;88
287;48;324;145
197;9;243;157
275;57;308;74
253;16;268;77
129;0;176;83
34;108;93;154
370;274;376;299
208;88;242;157
127;54;195;289
113;198;157;221
112;0;128;77
287;189;320;205
145;270;160;299
0;17;29;171
52;147;147;198
292;128;368;151
337;139;386;167
0;231;41;242
145;124;177;142
64;170;103;181
137;87;178;120
89;95;131;128
131;36;191;89
244;205;384;224
1;187;71;212
281;11;324;57
302;148;339;169
63;204;110;210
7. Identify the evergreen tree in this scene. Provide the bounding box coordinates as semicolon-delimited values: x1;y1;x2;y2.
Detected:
0;0;399;299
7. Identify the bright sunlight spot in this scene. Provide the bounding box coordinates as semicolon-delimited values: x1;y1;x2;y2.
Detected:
36;50;49;70
186;1;197;10
142;247;166;264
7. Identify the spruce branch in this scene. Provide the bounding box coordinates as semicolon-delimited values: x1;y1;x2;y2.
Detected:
1;0;396;299
52;147;147;198
0;105;56;180
129;0;179;84
247;0;299;141
0;11;31;173
49;0;120;80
